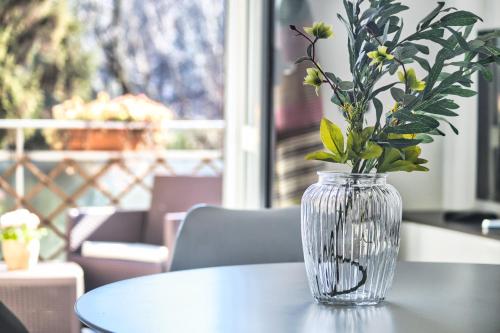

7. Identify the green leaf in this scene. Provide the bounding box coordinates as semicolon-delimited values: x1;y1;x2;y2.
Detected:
477;43;500;57
385;139;423;148
385;122;436;134
403;145;422;163
370;82;398;99
390;87;405;102
463;24;474;40
378;147;401;166
436;99;459;109
382;20;390;44
423;50;446;96
469;39;485;50
393;112;441;128
415;134;434;143
361;127;375;141
446;61;470;68
380;4;409;18
419;107;458;117
417;114;441;128
424;49;446;96
347;131;361;159
412;43;430;55
448;121;459;134
373;98;383;129
392;19;404;44
295;56;309;64
442;85;477;97
377;148;407;172
391;160;429;172
394;45;419;60
330;92;349;106
343;0;355;24
403;94;417;105
320;118;345;156
305;151;342;163
475;64;493;81
338;81;354;90
438;10;482;26
360;8;378;23
324;72;340;84
444;27;471;51
388;62;399;75
429;128;446;136
427;37;457;49
378;146;429;172
408;29;444;41
432;71;464;96
360;142;383;159
458;77;473;87
433;116;460;134
307;44;313;58
417;1;445;30
478;30;500;41
413;56;431;72
420;97;460;110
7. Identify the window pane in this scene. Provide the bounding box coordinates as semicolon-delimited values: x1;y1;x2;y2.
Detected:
76;0;225;119
272;0;324;207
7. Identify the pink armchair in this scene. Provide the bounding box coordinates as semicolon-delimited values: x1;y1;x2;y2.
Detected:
67;175;222;290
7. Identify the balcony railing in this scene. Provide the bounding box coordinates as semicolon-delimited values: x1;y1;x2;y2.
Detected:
0;119;224;260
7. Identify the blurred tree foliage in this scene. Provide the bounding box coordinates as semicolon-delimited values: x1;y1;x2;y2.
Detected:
0;0;92;122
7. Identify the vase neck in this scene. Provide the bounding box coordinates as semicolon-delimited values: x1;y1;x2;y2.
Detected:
317;172;387;185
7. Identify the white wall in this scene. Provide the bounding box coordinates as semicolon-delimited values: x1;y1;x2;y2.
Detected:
442;0;500;211
309;0;499;210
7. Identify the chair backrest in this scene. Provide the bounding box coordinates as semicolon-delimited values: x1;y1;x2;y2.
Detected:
169;205;303;271
144;175;222;245
0;302;29;333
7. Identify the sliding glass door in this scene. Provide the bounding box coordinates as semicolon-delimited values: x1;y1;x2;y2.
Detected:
271;0;331;207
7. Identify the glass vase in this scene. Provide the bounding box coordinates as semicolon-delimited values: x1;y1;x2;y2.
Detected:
301;172;402;305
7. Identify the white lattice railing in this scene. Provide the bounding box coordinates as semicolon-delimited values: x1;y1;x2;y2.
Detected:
0;119;224;259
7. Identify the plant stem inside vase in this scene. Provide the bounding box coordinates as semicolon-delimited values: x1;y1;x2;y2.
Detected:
318;182;368;297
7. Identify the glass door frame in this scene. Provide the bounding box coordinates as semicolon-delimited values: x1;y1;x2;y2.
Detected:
223;0;274;208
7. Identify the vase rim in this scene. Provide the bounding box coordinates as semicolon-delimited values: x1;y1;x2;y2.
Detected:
317;171;388;179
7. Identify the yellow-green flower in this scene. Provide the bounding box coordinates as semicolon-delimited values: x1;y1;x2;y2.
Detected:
367;46;394;70
388;133;417;140
390;102;400;113
303;68;323;95
342;103;354;116
304;22;334;39
398;68;426;91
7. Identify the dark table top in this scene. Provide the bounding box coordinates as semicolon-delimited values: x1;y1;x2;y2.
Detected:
75;262;500;333
403;211;500;241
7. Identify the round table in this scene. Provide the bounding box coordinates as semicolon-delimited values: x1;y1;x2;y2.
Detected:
75;262;500;333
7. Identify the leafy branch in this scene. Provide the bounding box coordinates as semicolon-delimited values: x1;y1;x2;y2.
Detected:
291;0;500;174
290;25;346;106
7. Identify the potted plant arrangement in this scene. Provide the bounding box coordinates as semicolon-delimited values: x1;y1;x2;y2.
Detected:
46;92;174;151
292;1;499;305
0;209;45;270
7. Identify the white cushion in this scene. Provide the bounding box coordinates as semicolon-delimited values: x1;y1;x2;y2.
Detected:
81;241;168;264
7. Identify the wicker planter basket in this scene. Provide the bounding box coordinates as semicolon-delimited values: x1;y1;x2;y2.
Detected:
64;128;146;151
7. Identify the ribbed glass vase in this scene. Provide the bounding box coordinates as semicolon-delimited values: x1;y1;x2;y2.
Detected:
301;172;402;305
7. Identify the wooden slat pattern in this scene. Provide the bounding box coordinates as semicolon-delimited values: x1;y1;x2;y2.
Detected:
0;153;222;260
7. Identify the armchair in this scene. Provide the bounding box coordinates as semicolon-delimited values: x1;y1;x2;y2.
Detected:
67;175;222;290
67;208;163;291
169;205;303;271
